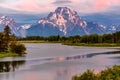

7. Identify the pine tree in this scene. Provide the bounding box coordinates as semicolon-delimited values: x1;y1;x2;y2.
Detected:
3;25;11;51
0;33;5;52
0;25;11;52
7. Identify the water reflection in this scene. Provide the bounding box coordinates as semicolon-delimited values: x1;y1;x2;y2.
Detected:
86;51;120;58
54;51;120;61
0;50;120;80
54;66;76;80
0;60;25;72
0;51;120;73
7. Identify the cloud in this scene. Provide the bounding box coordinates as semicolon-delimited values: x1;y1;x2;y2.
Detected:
0;0;120;14
92;0;120;12
72;0;120;14
0;0;5;3
93;0;110;12
0;0;39;12
0;0;20;4
0;0;55;13
10;0;40;12
53;0;72;5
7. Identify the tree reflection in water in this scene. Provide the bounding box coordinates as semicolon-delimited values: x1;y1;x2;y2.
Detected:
0;60;25;72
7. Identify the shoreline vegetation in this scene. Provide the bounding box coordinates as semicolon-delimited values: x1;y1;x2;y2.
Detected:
63;43;120;47
18;40;61;43
72;65;120;80
19;40;120;47
0;52;18;58
0;25;26;58
18;30;120;47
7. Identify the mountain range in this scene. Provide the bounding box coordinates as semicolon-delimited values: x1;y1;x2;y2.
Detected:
0;7;120;37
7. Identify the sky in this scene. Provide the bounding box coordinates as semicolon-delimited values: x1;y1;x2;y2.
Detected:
0;0;120;14
0;0;120;25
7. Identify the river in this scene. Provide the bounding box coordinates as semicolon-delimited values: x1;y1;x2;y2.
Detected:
0;43;120;80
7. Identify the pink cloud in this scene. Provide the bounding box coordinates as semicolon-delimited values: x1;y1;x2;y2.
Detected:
11;0;40;12
0;0;120;14
110;0;120;5
0;3;8;8
2;0;55;13
93;0;110;11
93;0;120;12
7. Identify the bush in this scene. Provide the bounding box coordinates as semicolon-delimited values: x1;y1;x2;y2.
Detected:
10;43;26;56
72;65;120;80
72;70;97;80
99;65;120;80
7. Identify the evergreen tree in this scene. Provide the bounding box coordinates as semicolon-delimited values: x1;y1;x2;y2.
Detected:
0;25;11;52
0;33;5;52
3;25;11;51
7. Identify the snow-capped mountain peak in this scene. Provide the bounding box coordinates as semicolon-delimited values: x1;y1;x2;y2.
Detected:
0;16;22;36
26;7;116;37
37;7;87;35
0;16;14;25
47;7;83;25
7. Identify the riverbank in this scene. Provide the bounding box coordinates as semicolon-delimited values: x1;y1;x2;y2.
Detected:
0;52;18;58
19;40;120;47
18;40;61;43
63;43;120;47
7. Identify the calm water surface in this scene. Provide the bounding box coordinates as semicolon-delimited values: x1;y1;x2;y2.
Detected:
0;43;120;80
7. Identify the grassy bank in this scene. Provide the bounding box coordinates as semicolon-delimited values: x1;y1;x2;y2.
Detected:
18;40;61;43
18;40;48;43
19;40;120;47
63;43;120;47
0;52;18;58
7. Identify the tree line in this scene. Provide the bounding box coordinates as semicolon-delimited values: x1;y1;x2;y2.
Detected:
19;31;120;44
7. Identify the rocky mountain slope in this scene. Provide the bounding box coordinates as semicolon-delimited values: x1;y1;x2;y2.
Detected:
26;7;106;36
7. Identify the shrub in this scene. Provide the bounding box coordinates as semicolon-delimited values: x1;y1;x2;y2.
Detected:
99;65;120;80
10;43;26;56
72;70;98;80
72;65;120;80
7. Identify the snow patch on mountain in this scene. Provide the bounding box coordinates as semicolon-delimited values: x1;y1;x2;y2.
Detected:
0;16;23;36
21;24;31;29
37;7;88;35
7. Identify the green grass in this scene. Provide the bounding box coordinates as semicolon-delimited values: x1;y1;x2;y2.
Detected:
18;40;48;43
0;52;18;58
63;43;120;47
19;40;120;47
18;40;61;43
